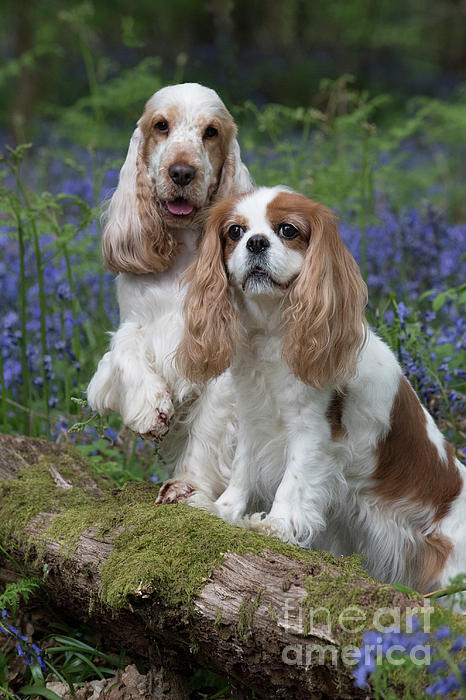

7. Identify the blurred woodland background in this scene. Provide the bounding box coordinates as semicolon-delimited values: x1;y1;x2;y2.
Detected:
2;0;466;141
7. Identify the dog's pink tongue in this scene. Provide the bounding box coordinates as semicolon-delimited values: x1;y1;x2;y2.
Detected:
167;199;194;216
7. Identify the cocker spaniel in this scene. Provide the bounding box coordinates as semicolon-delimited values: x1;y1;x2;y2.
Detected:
177;186;466;594
87;83;252;502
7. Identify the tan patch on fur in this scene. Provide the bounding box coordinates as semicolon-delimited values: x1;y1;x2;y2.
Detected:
418;532;454;591
326;390;347;439
374;376;461;520
204;116;238;201
281;235;308;254
222;215;249;260
200;114;236;172
139;106;180;148
266;192;312;254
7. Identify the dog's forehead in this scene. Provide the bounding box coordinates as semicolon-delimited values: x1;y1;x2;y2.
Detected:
148;83;228;126
233;187;293;227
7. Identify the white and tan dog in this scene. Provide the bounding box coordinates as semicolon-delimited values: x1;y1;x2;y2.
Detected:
177;186;466;593
87;83;252;501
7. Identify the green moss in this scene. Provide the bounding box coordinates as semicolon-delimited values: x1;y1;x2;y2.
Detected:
237;587;265;641
0;452;107;550
97;492;359;609
267;603;278;622
0;448;374;611
302;559;394;646
214;605;223;627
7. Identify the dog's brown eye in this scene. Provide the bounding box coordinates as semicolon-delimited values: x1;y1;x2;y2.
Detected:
278;223;299;240
204;126;218;139
228;224;244;241
154;121;169;133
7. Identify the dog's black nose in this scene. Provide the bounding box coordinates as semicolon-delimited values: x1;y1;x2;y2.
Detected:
168;163;196;186
246;235;270;254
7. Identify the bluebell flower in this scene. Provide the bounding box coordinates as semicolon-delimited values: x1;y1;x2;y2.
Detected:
426;674;460;696
104;427;118;444
397;302;409;322
451;636;466;653
428;660;448;674
353;663;371;689
384;309;395;325
435;626;451;641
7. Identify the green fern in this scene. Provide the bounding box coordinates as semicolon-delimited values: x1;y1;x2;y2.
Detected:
0;578;40;617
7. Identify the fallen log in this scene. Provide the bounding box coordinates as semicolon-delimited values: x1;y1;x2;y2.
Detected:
0;434;464;699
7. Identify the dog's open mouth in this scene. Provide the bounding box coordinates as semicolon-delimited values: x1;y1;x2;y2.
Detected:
165;198;195;216
242;267;291;291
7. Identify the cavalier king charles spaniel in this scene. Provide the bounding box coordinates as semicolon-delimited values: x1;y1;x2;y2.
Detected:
87;83;252;503
177;186;466;594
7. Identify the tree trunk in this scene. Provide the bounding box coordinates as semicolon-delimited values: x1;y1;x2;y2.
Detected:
0;434;460;699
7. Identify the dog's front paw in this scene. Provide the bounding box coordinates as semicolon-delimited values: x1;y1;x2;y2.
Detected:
139;407;172;443
242;513;288;540
125;388;174;441
155;479;195;504
243;512;314;547
215;500;246;524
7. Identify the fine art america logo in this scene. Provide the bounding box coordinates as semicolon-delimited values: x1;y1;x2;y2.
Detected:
280;599;435;669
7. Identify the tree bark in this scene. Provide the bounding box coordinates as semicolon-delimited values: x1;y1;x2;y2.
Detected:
0;433;449;699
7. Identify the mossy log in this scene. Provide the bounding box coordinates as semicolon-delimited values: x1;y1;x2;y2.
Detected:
0;434;464;699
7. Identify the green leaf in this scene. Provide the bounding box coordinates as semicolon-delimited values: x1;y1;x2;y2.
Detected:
432;292;447;311
19;685;62;700
29;663;45;685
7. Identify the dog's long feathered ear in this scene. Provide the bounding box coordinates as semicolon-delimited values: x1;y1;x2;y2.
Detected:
176;201;241;383
214;131;253;200
283;203;368;389
101;126;177;274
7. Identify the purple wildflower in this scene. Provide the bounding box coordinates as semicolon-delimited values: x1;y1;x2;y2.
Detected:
451;636;466;653
435;626;451;641
426;674;460;696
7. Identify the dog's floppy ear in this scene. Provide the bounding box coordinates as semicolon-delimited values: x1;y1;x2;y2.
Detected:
283;201;367;389
176;199;241;383
101;126;177;274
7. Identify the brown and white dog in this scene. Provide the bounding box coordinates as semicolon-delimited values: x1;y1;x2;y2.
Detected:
87;83;252;501
177;186;466;594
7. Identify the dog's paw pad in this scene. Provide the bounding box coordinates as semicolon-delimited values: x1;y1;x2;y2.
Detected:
155;480;195;504
139;408;172;442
